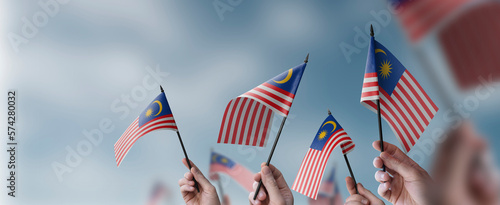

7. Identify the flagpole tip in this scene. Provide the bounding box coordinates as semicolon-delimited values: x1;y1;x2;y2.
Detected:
370;25;374;37
304;53;309;63
160;85;164;93
328;109;331;116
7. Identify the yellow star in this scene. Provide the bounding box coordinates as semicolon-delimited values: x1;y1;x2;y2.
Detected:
318;130;328;140
145;108;153;117
221;158;228;163
379;60;393;79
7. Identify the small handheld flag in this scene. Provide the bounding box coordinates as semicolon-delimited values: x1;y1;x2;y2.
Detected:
114;89;178;167
218;55;307;147
360;26;438;153
209;151;254;192
114;86;199;191
292;111;355;199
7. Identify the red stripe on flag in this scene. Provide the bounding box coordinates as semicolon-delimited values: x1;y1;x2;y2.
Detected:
231;98;248;144
224;98;241;144
243;92;288;116
262;82;295;98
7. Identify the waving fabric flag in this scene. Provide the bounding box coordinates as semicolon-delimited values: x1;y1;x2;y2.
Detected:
309;168;343;205
391;0;473;43
209;151;254;192
218;62;307;147
360;37;438;153
292;114;355;199
114;92;178;167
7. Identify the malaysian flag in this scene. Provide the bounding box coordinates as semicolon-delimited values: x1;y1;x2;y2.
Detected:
392;0;500;90
114;92;178;167
218;62;307;147
360;37;438;153
309;168;343;205
391;0;473;43
292;114;355;199
209;151;254;192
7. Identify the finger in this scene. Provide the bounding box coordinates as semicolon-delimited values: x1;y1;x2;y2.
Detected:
373;157;398;175
180;184;195;193
377;182;392;199
260;166;283;201
248;192;262;205
345;194;369;204
358;183;383;203
267;163;288;189
252;178;267;201
254;172;261;182
374;170;392;183
178;177;195;187
184;172;194;180
372;141;424;177
379;151;423;180
182;158;195;170
345;176;357;195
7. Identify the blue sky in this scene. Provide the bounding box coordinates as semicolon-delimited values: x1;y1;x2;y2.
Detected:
2;0;500;204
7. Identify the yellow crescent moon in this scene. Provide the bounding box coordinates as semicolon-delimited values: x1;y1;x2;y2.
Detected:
375;49;387;55
273;69;293;84
321;121;337;132
153;100;162;116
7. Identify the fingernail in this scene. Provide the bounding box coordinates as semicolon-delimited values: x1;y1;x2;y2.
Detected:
258;191;264;198
384;182;389;188
362;199;368;204
262;167;270;175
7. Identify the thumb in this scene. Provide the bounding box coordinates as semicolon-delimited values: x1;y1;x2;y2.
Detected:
182;158;211;187
261;166;282;199
380;151;421;179
190;165;212;188
345;176;357;195
358;183;382;203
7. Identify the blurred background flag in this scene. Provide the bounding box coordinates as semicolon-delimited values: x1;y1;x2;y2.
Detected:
360;36;438;153
217;61;307;147
146;182;169;205
114;91;178;167
292;114;355;199
208;151;254;192
309;167;343;205
391;0;473;43
392;0;500;91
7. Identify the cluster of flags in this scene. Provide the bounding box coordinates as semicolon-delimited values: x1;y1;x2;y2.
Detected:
112;33;438;202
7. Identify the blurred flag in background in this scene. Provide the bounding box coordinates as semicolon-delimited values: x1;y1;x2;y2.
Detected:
309;168;343;205
209;151;254;192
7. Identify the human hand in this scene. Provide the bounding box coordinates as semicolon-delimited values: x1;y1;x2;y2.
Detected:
372;141;432;205
179;158;220;205
345;176;385;205
249;163;293;205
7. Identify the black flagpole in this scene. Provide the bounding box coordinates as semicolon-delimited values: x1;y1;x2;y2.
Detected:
343;154;358;194
328;109;358;194
371;25;386;172
253;53;309;200
160;86;199;192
